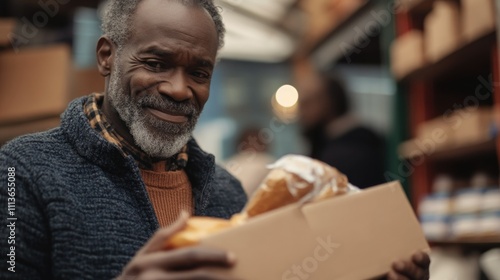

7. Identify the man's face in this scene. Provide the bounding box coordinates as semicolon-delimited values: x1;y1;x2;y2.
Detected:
107;0;218;158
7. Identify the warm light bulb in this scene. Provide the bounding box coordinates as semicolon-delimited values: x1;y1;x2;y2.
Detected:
275;85;299;108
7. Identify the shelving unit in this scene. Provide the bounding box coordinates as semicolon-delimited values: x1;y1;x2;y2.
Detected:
430;237;500;245
394;1;500;259
400;31;496;82
405;1;436;14
306;0;384;69
401;139;497;162
395;4;499;208
429;139;497;162
429;238;500;250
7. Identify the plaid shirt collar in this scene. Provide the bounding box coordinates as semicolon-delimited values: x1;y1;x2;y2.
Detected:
83;93;188;171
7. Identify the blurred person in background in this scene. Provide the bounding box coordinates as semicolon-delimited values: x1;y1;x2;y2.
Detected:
0;0;428;279
225;127;276;197
298;71;386;189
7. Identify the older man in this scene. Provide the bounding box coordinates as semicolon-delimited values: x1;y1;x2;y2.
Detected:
0;0;429;279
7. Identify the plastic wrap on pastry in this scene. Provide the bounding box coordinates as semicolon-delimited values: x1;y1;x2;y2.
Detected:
166;155;358;249
243;155;356;218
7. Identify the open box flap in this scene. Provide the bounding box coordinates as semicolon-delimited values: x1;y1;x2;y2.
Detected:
302;181;430;279
202;181;429;279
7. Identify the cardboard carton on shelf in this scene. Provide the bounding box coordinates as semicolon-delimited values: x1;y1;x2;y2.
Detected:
416;116;457;151
451;107;495;147
71;67;105;100
424;1;461;62
0;18;15;46
300;0;366;46
0;117;60;146
398;0;428;11
0;46;107;143
390;30;426;79
201;181;430;280
461;0;496;42
399;107;496;159
0;44;71;124
398;139;424;159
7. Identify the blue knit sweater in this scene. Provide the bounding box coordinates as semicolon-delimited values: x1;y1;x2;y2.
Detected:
0;96;247;279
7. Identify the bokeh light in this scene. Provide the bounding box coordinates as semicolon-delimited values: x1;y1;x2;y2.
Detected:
275;85;299;108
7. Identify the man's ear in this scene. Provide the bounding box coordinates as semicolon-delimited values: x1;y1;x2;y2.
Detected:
96;36;115;77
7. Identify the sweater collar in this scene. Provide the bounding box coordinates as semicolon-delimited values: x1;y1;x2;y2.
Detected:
61;96;130;174
185;138;216;216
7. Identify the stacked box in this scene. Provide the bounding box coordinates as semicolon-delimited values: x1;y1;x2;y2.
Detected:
390;30;426;79
0;45;71;123
0;18;16;46
461;0;496;42
416;116;457;151
424;1;461;62
0;18;106;145
452;107;495;147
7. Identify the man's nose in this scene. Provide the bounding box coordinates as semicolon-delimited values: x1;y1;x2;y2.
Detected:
157;69;192;102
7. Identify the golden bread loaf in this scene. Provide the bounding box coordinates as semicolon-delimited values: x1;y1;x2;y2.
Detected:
165;155;355;249
165;217;232;249
243;155;351;217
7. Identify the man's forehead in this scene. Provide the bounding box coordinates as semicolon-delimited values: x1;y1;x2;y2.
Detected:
127;0;218;55
132;0;214;31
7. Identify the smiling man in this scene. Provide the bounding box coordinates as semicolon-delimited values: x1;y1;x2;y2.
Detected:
0;0;429;279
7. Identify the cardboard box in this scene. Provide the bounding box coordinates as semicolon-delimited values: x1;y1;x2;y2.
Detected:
0;44;71;124
398;0;427;11
391;30;426;79
0;18;15;46
424;1;461;62
71;67;105;100
201;181;430;280
461;0;496;42
0;117;60;146
416;116;457;151
399;107;495;159
452;107;494;147
398;139;425;159
300;0;366;44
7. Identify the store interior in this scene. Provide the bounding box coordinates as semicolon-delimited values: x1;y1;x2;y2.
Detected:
1;0;500;279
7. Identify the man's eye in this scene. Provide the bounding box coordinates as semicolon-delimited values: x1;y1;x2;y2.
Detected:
144;60;167;72
191;70;210;79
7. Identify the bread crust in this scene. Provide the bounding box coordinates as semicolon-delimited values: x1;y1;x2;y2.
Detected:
165;155;354;249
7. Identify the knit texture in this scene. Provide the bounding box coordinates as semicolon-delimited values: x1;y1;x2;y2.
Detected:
0;96;247;280
140;168;193;227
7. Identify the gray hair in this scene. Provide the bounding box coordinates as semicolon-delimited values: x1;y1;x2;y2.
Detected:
101;0;225;50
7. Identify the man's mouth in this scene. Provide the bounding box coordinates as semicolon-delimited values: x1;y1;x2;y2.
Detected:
145;107;189;124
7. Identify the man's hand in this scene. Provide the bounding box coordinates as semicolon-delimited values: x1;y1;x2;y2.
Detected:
118;212;237;280
387;251;430;280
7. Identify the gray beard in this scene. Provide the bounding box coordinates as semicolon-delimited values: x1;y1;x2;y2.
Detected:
106;61;200;158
